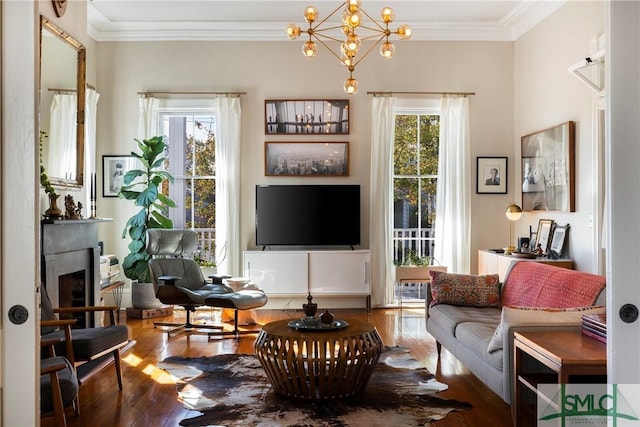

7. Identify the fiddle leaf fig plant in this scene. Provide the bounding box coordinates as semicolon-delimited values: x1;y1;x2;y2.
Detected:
119;136;176;283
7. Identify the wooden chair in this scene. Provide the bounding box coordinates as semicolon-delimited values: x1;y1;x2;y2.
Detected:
40;286;133;389
40;337;79;427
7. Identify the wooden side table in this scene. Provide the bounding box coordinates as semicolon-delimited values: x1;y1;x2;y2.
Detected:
513;330;606;426
254;318;383;401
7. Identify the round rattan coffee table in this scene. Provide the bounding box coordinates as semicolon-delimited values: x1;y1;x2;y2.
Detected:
254;318;383;401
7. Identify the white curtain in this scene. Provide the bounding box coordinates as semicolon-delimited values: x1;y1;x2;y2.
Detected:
85;88;100;212
48;93;77;179
138;96;159;139
213;97;242;277
369;96;397;306
433;96;471;273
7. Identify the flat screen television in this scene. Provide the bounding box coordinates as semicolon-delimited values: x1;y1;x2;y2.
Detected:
256;185;360;247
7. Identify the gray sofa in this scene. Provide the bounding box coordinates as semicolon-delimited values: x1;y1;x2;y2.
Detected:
425;261;606;404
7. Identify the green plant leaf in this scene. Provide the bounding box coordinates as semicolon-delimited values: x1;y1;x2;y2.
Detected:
120;135;176;282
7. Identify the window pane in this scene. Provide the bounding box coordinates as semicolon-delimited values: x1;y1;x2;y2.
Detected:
393;177;418;263
419;115;439;175
393;115;417;175
192;116;216;176
420;177;437;229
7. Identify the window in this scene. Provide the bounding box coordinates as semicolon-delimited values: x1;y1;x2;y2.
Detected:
160;111;217;260
393;110;440;265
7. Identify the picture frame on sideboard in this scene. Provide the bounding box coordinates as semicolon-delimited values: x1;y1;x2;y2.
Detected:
535;219;554;255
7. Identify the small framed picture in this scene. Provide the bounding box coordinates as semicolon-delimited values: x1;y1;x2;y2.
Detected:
264;141;349;176
549;223;570;257
535;219;555;254
476;157;507;194
102;155;139;197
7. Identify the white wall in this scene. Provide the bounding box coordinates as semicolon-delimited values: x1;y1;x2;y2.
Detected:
514;0;604;273
95;38;514;304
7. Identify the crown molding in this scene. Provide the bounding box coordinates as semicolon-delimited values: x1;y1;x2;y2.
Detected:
501;0;566;40
87;1;564;43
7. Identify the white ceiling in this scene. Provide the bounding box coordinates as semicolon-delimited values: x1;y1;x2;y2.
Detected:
87;0;566;42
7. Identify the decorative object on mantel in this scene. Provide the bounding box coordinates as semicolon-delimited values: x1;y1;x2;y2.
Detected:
89;172;98;219
303;293;318;317
504;203;523;255
64;195;83;220
286;0;411;94
119;136;176;309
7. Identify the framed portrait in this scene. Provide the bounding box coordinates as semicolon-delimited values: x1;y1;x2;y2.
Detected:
521;121;575;212
535;219;555;254
549;223;570;257
264;142;349;176
102;155;139;197
476;157;507;194
265;99;350;135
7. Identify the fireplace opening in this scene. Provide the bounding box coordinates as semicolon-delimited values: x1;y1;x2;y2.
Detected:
59;270;88;328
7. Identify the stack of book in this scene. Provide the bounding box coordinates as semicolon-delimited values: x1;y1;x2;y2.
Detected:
100;254;121;288
582;312;606;343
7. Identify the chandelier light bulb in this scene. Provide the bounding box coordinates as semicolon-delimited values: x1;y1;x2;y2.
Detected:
381;7;395;23
304;6;318;23
343;10;361;28
302;40;317;57
286;23;301;39
397;24;412;40
341;54;354;67
380;41;395;58
347;0;361;13
345;33;361;51
344;77;358;94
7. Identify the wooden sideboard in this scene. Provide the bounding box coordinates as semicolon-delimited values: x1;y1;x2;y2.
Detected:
478;250;573;281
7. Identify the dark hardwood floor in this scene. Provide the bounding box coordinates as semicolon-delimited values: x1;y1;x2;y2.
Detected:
48;306;513;427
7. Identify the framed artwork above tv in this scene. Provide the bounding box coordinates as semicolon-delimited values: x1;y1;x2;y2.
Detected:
265;141;349;176
265;99;350;135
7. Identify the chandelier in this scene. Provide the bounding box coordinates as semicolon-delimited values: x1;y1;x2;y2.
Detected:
286;0;412;94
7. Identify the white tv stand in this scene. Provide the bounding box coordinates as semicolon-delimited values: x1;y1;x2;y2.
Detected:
243;249;371;310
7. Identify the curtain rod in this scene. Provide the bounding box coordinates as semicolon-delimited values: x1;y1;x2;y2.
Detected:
137;90;247;97
48;83;96;93
367;91;475;96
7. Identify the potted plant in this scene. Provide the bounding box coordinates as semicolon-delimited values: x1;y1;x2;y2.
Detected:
119;135;176;309
39;131;63;219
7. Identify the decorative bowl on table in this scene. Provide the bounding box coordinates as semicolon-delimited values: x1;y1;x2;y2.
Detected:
223;277;252;290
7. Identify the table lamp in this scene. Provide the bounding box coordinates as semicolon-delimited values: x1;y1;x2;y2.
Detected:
505;203;523;255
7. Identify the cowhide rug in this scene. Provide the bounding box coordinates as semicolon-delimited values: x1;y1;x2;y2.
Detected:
159;347;471;426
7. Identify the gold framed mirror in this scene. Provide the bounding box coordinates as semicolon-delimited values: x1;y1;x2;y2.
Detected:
39;15;86;189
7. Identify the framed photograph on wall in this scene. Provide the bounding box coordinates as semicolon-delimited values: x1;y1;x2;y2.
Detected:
535;219;555;254
264;142;349;176
521;121;575;212
102;155;139;197
476;157;507;194
265;99;350;135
